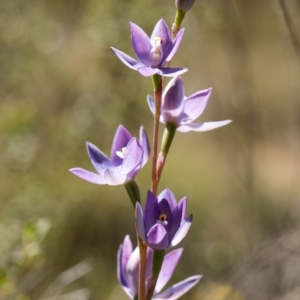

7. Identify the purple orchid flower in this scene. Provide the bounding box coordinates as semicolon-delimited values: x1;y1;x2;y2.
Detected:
70;125;150;185
118;235;201;300
136;189;192;250
111;19;187;77
147;76;232;132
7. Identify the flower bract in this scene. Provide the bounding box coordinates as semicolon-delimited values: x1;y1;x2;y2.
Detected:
136;189;192;250
147;76;232;132
70;125;150;185
175;0;195;12
111;19;187;77
118;235;201;299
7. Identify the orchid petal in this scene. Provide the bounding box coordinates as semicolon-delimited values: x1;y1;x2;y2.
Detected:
110;125;133;165
144;191;160;233
182;88;212;121
121;138;142;176
86;142;111;175
147;224;169;250
171;214;193;247
153;275;202;300
155;248;183;293
111;47;146;71
167;206;182;241
151;19;172;55
158;189;177;211
126;247;140;298
158;199;172;222
103;169;128;185
161;77;185;124
177;197;187;223
177;120;232;132
139;126;150;167
69;168;107;184
147;95;155;115
117;236;133;297
165;28;185;63
137;66;159;76
156;67;188;77
136;203;146;241
120;235;133;283
130;22;151;66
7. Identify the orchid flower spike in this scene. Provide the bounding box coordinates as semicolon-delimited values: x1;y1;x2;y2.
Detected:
111;19;187;77
136;189;193;250
118;235;201;299
147;76;232;132
70;125;150;185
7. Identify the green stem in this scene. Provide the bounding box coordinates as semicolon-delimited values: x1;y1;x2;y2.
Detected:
124;180;140;208
172;9;186;39
156;123;177;180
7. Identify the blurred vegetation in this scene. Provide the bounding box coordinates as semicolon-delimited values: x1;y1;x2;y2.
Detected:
1;0;300;299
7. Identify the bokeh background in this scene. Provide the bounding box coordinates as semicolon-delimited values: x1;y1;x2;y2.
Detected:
1;0;300;299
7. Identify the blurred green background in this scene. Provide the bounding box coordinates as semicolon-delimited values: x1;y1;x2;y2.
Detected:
1;0;300;299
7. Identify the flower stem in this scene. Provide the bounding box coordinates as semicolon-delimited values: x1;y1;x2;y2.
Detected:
138;235;147;300
156;122;177;180
151;74;162;195
145;250;165;300
172;9;186;39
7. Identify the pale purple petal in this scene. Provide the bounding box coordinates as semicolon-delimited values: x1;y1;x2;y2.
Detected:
126;247;140;298
153;275;202;300
103;169;128;185
151;19;172;55
161;77;185;124
121;138;142;176
170;214;193;247
144;191;160;233
158;199;172;219
138;66;159;76
118;236;133;296
86;142;111;175
117;245;125;285
158;189;177;211
177;120;232;132
110;125;132;165
177;197;187;223
182;88;212;121
155;249;183;293
156;67;188;77
111;47;146;71
167;206;182;241
130;22;151;66
117;244;132;298
147;224;169;250
147;95;155;115
121;236;133;273
165;28;185;63
69;168;107;184
139;126;150;167
136;203;146;241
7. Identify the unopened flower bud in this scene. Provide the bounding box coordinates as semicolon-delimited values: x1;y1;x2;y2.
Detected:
175;0;195;12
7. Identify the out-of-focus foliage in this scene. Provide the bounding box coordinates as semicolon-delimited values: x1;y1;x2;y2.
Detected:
1;0;300;299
